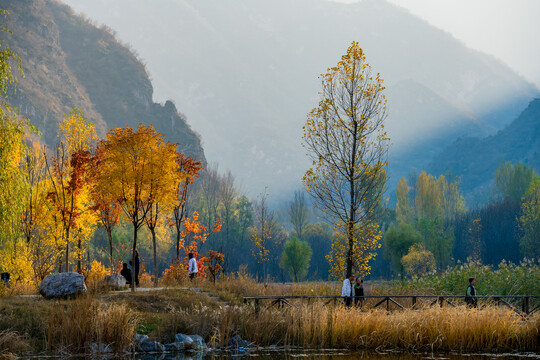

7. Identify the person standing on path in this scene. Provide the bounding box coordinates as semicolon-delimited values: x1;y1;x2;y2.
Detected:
188;252;198;281
341;273;354;307
465;277;477;308
354;277;365;307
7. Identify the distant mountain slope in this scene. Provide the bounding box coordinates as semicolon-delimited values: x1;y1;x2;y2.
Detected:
0;0;205;163
427;98;540;201
61;0;538;197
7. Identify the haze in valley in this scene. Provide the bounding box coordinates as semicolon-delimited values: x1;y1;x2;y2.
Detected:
61;0;540;199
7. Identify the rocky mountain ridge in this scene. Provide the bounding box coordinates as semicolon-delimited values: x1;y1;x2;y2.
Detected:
0;0;205;163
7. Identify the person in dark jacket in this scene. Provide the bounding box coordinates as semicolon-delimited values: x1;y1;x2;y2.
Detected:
120;263;132;285
354;277;365;306
465;277;477;308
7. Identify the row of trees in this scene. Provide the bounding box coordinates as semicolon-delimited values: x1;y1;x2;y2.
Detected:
384;171;465;277
0;105;218;290
382;161;539;279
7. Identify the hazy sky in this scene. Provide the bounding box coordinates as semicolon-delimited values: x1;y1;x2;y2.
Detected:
58;0;539;197
335;0;540;88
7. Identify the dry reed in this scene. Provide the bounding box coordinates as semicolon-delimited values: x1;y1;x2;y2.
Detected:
239;304;539;352
46;296;137;354
0;330;31;356
184;302;539;352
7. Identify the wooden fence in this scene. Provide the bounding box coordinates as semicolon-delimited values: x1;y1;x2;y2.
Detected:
243;295;540;315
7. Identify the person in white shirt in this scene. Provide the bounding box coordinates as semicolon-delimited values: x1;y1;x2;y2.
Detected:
341;273;355;307
188;252;198;280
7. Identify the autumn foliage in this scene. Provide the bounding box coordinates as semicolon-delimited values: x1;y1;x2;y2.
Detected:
303;41;389;278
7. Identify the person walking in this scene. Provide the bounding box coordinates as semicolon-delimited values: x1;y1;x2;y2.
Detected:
341;273;354;307
465;277;477;308
188;252;198;281
354;277;365;307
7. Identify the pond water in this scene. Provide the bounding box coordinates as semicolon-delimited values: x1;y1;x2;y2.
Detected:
55;349;540;360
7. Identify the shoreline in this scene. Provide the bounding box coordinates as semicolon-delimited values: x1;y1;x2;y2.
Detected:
0;285;538;356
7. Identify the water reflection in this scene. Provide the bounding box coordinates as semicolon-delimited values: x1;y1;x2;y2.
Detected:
70;350;539;360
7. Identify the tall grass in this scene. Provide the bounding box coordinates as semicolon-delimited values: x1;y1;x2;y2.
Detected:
154;291;539;352
47;296;137;354
0;330;31;356
231;304;539;352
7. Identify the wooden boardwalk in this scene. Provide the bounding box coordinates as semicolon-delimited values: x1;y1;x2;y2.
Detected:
243;295;540;315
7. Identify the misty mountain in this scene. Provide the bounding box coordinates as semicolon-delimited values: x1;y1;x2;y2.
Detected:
0;0;205;163
60;0;538;198
427;98;540;204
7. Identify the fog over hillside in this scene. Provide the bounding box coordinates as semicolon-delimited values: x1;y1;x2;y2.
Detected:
62;0;538;199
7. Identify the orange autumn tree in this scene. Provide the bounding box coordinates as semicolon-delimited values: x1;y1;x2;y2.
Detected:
96;124;179;291
171;154;202;262
181;211;222;279
205;250;224;283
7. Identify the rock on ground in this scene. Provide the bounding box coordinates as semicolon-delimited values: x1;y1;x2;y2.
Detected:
228;334;250;349
164;341;185;352
101;273;126;289
175;333;194;348
39;272;87;299
187;335;205;350
138;340;165;353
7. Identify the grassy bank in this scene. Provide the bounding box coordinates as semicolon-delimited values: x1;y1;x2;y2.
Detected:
1;260;539;356
0;286;538;356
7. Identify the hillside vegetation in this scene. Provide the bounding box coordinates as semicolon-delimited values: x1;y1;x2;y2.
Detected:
428;98;540;202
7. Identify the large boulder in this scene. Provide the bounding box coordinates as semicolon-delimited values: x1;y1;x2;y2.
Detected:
138;340;165;353
164;341;185;352
227;334;250;349
101;274;126;289
187;335;205;351
39;272;87;299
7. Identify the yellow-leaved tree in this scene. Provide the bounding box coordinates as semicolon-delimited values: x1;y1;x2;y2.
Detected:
96;124;179;291
0;11;38;285
45;109;98;273
302;41;389;279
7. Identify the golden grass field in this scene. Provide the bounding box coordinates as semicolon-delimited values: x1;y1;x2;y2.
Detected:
0;276;538;356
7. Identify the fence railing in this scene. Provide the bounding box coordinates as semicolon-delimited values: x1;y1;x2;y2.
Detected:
243;295;540;315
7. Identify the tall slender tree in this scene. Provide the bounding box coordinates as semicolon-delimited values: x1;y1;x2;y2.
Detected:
171;154;202;262
45;109;97;272
251;190;275;280
302;41;389;277
289;190;309;240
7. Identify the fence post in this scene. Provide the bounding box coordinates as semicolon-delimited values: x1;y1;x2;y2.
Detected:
255;298;260;315
439;296;444;308
412;296;416;309
386;297;389;311
522;296;530;315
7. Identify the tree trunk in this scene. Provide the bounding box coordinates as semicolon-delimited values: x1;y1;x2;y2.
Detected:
65;227;70;273
151;227;158;287
77;237;82;273
108;229;114;274
176;228;181;262
131;223;137;292
346;220;354;277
